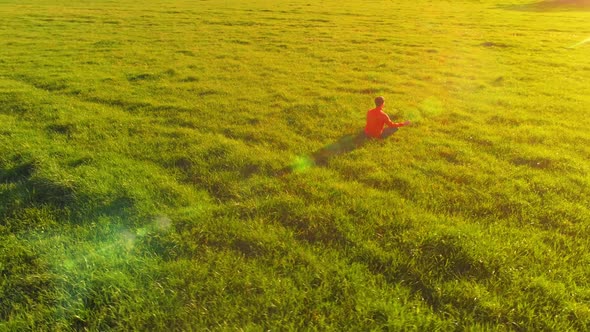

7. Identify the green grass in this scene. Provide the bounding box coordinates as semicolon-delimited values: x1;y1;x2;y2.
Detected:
1;0;590;330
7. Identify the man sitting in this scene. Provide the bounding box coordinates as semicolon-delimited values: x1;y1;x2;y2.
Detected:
364;96;410;139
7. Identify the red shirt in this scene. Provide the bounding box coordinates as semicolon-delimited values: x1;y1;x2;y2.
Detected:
364;105;405;138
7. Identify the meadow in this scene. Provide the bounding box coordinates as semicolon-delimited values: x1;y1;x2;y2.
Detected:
1;0;590;330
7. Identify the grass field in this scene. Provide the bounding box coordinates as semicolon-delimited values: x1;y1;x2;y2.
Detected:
1;0;590;330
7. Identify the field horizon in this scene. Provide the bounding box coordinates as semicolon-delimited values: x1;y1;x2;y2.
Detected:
1;0;590;330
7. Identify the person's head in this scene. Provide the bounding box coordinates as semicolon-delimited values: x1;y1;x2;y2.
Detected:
374;96;385;107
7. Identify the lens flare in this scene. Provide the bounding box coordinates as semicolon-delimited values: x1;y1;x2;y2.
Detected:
570;37;590;48
154;215;172;230
291;155;314;173
121;230;136;250
405;108;423;122
420;97;444;117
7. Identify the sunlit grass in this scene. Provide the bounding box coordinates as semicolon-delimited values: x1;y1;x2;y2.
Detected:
1;0;589;330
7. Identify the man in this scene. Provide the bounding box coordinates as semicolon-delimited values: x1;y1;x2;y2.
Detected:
364;96;410;139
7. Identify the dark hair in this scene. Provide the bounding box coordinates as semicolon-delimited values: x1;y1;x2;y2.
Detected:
374;96;385;107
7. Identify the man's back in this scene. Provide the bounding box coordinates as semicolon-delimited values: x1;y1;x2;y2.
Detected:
365;107;391;138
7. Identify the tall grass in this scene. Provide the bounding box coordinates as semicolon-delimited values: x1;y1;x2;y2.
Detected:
1;0;589;330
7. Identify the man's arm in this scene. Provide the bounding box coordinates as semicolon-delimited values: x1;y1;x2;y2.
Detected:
383;113;410;127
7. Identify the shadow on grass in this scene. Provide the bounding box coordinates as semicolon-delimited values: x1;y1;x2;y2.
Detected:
311;131;369;166
0;156;140;229
277;130;374;176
